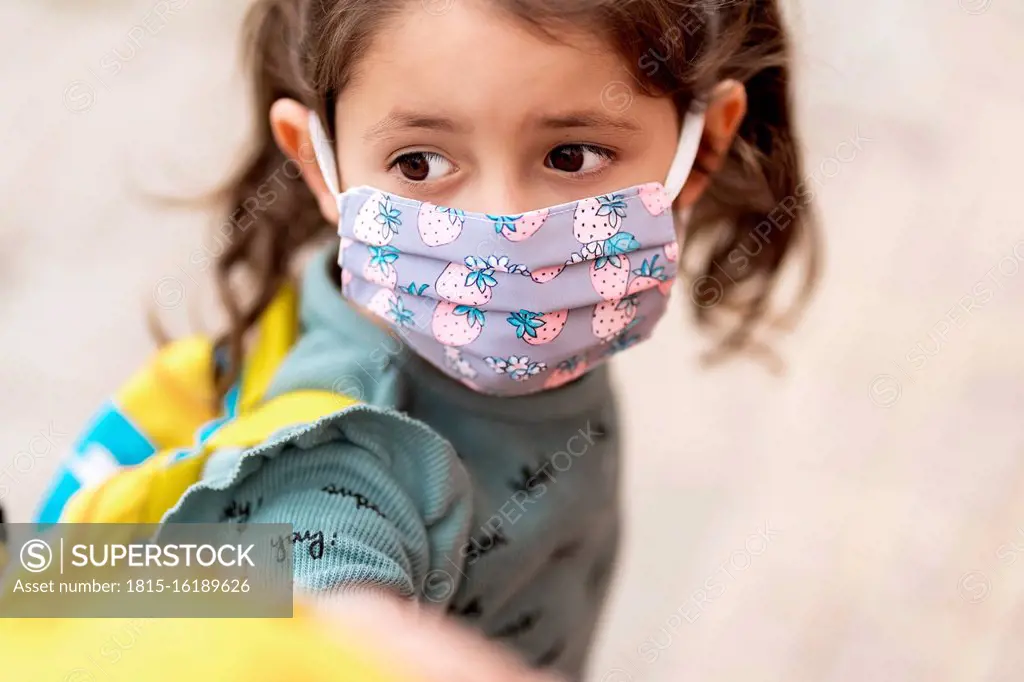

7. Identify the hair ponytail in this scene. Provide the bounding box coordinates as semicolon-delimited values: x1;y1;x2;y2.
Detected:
685;0;821;365
209;0;328;398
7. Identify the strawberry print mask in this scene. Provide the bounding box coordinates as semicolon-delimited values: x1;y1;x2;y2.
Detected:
309;107;705;396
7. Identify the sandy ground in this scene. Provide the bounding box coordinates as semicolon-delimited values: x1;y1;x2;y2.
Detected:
2;0;1024;679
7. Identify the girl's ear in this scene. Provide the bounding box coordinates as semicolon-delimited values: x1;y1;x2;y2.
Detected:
269;98;340;224
676;79;748;210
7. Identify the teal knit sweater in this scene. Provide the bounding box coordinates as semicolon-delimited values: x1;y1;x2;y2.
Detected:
163;247;623;679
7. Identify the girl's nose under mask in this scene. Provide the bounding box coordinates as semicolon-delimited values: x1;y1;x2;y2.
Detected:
309;106;705;397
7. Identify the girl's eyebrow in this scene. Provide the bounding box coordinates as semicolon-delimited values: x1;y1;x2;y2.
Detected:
364;110;641;140
537;112;642;133
365;110;471;141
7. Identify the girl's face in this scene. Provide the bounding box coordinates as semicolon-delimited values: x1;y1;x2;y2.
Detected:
332;0;682;215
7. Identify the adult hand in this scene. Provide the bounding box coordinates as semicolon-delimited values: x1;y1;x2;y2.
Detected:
309;590;564;682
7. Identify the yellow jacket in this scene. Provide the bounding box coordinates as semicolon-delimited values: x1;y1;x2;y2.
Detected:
0;283;409;681
46;282;357;527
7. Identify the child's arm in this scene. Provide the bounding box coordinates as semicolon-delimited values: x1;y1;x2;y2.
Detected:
164;406;474;603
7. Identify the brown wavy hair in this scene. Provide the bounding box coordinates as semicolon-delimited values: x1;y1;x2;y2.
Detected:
206;0;820;399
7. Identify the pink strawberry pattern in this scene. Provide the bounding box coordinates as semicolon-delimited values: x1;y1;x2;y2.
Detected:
639;182;671;216
366;288;397;320
573;193;628;243
418;203;465;246
590;232;640;300
592;295;639;341
366;289;416;328
364;245;399;289
507;309;568;345
435;261;496;306
626;254;668;296
340;183;683;394
352;192;401;246
433;301;485;346
531;265;564;283
590;256;630;301
543;355;588;389
490;209;550;242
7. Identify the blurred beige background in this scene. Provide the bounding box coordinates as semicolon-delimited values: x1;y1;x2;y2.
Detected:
2;0;1024;679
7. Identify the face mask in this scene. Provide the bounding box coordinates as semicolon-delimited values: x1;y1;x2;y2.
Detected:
309;106;705;397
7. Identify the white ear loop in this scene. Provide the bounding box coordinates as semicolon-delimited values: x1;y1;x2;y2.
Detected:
663;106;706;202
309;111;342;198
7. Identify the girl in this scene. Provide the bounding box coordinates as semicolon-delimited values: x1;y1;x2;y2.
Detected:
34;0;816;678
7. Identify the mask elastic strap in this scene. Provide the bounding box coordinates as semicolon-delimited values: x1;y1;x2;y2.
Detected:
309;111;342;198
663;106;707;203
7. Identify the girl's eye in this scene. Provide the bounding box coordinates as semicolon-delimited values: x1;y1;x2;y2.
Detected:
545;144;614;175
390;151;454;183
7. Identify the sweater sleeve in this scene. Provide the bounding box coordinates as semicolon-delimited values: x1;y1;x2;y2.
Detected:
161;406;474;605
